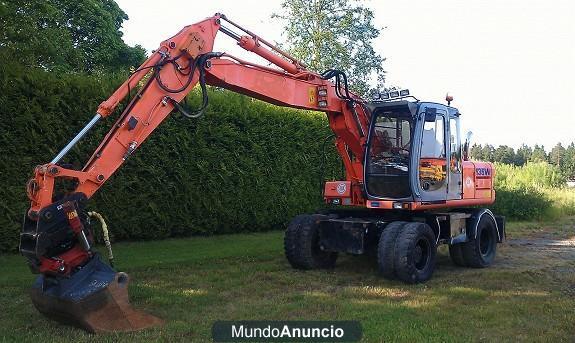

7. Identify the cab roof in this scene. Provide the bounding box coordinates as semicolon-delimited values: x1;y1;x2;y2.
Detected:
367;100;461;117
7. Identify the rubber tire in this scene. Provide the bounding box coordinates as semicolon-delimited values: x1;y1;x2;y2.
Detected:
284;214;338;270
284;214;309;269
393;222;437;284
449;244;467;267
461;214;498;268
377;221;407;279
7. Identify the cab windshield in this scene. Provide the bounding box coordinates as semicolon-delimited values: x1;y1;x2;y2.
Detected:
366;110;413;198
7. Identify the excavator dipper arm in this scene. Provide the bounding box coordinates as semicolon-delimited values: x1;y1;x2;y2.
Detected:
19;14;369;332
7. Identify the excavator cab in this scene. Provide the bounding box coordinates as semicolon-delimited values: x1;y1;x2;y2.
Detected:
364;98;463;204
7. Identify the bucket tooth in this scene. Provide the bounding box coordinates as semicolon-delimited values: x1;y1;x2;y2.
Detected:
29;255;163;333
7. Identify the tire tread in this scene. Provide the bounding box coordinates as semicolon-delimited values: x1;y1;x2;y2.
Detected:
377;221;407;279
394;222;437;284
284;214;337;270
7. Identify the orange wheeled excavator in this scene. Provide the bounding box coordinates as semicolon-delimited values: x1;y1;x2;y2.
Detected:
19;14;505;332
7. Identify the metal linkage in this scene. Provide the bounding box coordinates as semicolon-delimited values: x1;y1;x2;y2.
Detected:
50;114;101;164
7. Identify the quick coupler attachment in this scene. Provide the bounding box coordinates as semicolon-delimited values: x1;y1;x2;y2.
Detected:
20;193;162;333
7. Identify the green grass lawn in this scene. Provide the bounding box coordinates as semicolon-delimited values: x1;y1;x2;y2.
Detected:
1;218;574;342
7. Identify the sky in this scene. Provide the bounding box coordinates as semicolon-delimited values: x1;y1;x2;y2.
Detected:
116;0;575;150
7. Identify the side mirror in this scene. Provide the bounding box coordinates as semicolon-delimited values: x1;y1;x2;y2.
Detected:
462;131;473;160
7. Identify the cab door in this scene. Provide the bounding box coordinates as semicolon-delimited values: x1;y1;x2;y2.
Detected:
416;105;448;202
447;115;463;200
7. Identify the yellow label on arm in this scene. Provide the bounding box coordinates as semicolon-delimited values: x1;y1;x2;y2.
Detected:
308;87;316;105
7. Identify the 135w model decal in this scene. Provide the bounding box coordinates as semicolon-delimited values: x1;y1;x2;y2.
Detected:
476;167;491;176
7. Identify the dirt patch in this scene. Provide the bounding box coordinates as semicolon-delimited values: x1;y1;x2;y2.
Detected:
496;237;575;268
507;237;575;257
494;218;574;267
492;224;575;301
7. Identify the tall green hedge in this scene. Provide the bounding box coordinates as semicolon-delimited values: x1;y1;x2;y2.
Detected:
0;62;342;253
3;61;572;254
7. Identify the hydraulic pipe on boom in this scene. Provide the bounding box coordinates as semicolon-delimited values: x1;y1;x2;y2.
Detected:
50;114;101;164
217;13;306;72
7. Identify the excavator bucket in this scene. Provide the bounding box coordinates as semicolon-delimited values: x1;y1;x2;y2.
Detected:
29;255;163;333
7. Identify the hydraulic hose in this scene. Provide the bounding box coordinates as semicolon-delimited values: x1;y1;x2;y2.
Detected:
87;211;114;267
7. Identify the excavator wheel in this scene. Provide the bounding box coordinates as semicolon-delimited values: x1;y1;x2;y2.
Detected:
393;222;437;284
29;254;163;333
284;214;338;270
377;221;408;279
460;214;498;268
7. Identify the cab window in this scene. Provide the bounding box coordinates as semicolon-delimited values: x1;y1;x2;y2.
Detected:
419;113;446;191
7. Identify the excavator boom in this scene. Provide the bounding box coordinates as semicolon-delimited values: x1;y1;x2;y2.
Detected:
19;14;369;332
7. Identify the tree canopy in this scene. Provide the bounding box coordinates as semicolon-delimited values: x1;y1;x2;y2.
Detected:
273;0;385;95
0;0;146;73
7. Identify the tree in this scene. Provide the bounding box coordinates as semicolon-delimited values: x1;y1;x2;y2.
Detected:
549;143;566;168
515;144;532;166
564;143;575;179
470;143;484;160
493;145;515;165
0;0;146;73
481;144;495;162
530;145;548;163
273;0;385;95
